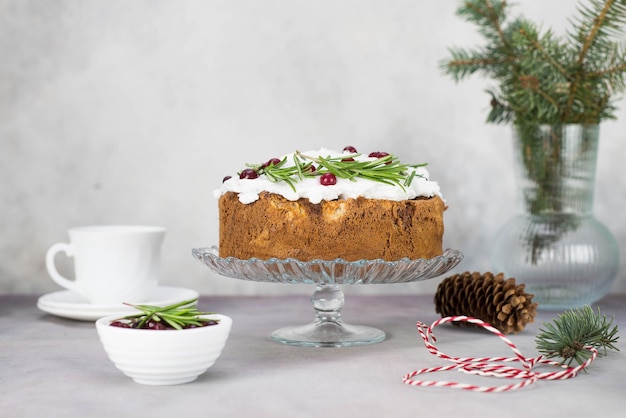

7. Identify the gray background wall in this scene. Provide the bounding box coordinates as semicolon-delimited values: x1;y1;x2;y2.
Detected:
2;0;625;297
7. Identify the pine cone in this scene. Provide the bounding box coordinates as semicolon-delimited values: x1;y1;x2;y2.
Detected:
434;271;538;334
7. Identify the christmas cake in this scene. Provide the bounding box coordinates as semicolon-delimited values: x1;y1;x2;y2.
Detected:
214;147;446;262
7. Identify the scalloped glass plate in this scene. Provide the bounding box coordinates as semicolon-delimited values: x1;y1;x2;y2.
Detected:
191;246;463;347
191;246;463;285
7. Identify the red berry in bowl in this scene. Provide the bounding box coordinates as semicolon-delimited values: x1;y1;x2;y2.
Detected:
110;320;132;328
239;168;258;179
320;173;337;186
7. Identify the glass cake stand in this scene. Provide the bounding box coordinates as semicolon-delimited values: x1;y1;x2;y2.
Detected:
192;246;463;347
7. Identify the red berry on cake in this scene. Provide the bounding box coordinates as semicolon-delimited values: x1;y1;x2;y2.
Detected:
368;151;389;158
320;173;337;186
239;168;258;179
343;146;358;153
262;158;281;168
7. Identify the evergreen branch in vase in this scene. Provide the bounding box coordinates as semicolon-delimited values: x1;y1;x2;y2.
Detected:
442;0;626;126
442;0;626;262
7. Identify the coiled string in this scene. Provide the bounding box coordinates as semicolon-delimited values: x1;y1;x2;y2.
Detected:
402;316;598;392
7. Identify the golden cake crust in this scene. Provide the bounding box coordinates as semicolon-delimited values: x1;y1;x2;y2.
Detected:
218;191;446;262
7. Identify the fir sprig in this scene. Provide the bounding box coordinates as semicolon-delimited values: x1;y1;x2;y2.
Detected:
248;151;427;192
442;0;626;126
535;306;619;366
443;0;626;263
119;298;218;330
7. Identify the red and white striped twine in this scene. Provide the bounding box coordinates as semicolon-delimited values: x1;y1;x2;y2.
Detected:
402;315;598;392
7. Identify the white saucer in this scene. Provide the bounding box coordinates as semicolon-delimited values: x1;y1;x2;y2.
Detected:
37;286;200;321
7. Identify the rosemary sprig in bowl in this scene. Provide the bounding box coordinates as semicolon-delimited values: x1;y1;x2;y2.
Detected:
111;298;219;330
96;299;232;385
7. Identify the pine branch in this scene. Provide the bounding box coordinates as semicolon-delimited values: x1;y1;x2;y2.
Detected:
575;0;615;65
443;53;506;81
589;61;626;79
535;306;619;366
518;28;568;77
564;0;621;120
443;0;626;126
460;0;509;44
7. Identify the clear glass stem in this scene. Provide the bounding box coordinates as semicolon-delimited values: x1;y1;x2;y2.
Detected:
270;285;385;347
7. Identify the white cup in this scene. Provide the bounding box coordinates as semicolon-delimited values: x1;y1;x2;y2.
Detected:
46;225;166;305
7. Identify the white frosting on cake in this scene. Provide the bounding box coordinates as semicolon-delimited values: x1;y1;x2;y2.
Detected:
214;148;443;204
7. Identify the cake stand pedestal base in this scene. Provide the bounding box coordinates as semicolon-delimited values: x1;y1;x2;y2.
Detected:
270;284;385;347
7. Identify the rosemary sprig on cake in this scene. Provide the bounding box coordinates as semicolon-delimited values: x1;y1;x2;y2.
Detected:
110;298;219;330
237;146;427;192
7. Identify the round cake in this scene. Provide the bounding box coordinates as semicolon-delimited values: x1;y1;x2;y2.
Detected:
214;147;446;262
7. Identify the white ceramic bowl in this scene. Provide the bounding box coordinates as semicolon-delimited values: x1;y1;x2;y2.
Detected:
95;314;232;385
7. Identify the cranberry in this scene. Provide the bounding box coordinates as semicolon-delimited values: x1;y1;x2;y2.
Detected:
110;320;132;328
342;157;355;162
343;145;358;153
239;168;258;179
222;175;232;182
320;173;337;186
368;151;392;164
146;320;168;330
262;158;281;168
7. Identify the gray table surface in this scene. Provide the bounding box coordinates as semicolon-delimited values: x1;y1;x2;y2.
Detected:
1;292;625;417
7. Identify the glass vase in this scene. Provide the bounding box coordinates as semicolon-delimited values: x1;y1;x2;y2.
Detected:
491;124;619;310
